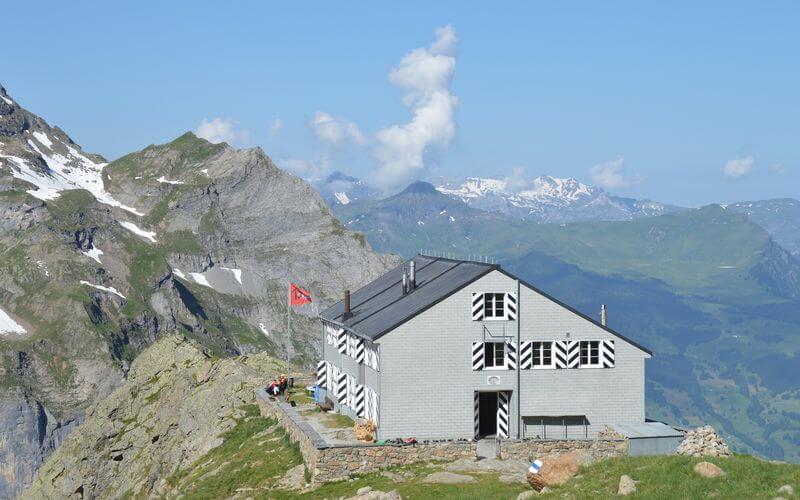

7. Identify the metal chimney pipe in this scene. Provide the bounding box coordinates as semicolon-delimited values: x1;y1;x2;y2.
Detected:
600;304;607;327
402;271;408;294
409;260;416;290
343;290;351;318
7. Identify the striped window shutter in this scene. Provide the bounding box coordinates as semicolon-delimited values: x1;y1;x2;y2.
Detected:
601;340;615;368
473;392;480;439
519;341;533;369
316;360;328;389
505;292;518;320
472;342;485;370
355;385;366;417
505;341;517;370
336;369;348;405
554;341;568;369
497;391;510;438
349;334;357;357
337;329;347;354
471;293;485;320
355;338;365;363
567;341;580;368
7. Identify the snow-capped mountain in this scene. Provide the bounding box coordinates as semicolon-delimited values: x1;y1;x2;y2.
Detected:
315;171;381;206
436;175;682;223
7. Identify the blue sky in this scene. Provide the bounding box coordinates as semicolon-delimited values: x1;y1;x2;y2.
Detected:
3;1;798;206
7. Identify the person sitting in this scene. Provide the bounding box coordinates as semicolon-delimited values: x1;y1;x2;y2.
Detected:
267;379;280;397
278;374;288;394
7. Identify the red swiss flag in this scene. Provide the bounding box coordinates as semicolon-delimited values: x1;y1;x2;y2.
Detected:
290;283;312;306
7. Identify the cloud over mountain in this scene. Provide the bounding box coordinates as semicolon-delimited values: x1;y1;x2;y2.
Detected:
370;25;459;192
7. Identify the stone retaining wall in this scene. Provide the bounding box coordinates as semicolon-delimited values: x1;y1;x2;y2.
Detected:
256;389;627;484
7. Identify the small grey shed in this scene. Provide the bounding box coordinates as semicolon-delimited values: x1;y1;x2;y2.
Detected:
611;422;684;456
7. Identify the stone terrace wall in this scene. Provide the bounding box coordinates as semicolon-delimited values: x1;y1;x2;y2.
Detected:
256;389;627;484
501;437;628;462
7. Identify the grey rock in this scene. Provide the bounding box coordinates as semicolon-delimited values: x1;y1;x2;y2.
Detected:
356;486;373;495
693;461;726;478
618;475;636;495
423;471;475;484
778;484;794;496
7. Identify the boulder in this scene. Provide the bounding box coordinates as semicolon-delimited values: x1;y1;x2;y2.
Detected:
618;475;636;495
777;485;794;496
693;461;726;478
539;453;580;486
423;472;475;484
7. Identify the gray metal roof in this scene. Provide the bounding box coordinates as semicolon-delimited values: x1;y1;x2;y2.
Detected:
611;422;683;439
319;255;497;340
319;254;653;356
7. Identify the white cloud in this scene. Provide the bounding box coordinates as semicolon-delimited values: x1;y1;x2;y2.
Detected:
589;156;644;189
370;25;459;192
770;162;788;175
723;156;753;179
504;166;529;193
268;118;284;138
311;112;366;146
195;118;249;145
279;154;331;180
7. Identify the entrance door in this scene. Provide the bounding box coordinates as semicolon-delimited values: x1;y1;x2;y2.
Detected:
478;392;498;437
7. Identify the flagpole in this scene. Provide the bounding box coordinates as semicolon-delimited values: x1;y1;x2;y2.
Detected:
287;280;291;366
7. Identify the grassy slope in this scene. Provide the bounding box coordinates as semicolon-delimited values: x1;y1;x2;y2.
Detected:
165;411;800;500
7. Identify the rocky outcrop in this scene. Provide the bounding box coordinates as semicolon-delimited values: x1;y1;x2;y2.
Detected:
0;84;398;498
676;426;732;457
24;335;285;499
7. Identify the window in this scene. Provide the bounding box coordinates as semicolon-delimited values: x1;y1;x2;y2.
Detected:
523;416;589;439
579;341;601;367
484;293;505;319
532;341;553;368
484;342;506;368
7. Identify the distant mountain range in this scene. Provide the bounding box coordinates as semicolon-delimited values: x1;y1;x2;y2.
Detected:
436;175;684;222
317;172;684;223
325;179;800;463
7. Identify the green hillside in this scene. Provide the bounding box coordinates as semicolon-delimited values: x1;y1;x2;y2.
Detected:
335;186;800;462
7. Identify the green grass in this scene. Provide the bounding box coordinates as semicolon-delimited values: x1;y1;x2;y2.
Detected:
319;411;355;429
167;404;304;498
296;454;797;500
291;463;529;500
543;454;799;499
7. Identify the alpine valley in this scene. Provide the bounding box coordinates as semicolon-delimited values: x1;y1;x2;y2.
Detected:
1;81;800;497
326;177;800;464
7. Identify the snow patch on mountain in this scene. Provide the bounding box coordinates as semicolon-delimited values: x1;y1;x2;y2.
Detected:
334;192;351;205
157;176;185;185
0;134;144;215
221;267;243;285
119;221;157;243
79;281;126;299
82;245;104;264
189;272;214;289
0;307;26;335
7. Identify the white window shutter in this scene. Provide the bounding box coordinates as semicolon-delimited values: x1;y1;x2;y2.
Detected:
471;293;485;321
472;342;485;370
505;292;517;320
497;391;510;438
602;340;615;368
336;369;348;405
